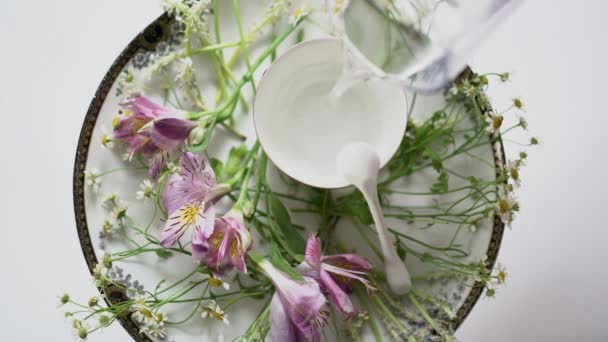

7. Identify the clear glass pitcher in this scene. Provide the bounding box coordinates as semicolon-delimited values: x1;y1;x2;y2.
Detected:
327;0;522;94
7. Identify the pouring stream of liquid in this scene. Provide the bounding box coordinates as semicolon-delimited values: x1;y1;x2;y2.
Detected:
337;142;412;295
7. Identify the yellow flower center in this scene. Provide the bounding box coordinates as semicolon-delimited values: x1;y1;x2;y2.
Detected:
510;167;519;181
498;199;509;213
493;115;504;130
208;277;223;288
498;270;507;284
181;203;200;225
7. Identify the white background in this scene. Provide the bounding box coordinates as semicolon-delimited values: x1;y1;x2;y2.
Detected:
0;0;607;341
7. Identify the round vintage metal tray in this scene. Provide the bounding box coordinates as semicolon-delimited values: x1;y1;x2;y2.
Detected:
73;5;505;342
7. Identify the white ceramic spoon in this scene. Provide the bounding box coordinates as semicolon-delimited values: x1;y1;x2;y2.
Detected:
337;142;412;295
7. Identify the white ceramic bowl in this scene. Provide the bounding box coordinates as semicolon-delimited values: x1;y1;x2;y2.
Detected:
253;38;408;189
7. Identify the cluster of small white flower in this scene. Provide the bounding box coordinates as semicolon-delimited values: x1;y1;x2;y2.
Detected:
131;297;169;338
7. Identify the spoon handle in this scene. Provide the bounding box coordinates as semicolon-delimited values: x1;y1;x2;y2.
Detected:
360;180;412;295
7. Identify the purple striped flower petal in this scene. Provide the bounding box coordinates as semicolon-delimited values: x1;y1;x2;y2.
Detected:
319;269;355;318
151;118;196;151
261;260;327;342
160;201;207;247
120;93;171;118
161;152;219;216
270;294;298;342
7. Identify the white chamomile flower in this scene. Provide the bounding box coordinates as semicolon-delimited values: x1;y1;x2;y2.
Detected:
113;201;128;220
201;300;229;325
492;263;508;285
208;277;231;290
100;126;114;149
84;170;101;193
496;193;518;228
485;112;503;136
136;180;155;201
103;192;118;204
290;5;312;25
131;298;156;326
140;311;168;338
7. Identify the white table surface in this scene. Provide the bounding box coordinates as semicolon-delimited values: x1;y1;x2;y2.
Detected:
0;1;606;341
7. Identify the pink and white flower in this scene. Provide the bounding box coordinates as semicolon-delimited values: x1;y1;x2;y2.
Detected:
258;260;328;342
192;210;252;275
113;94;196;179
297;235;374;318
160;152;229;250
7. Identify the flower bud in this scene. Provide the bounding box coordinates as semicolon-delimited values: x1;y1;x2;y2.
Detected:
60;293;70;305
99;315;111;326
88;296;99;307
78;327;88;339
242;200;254;218
102;254;113;269
188;126;206;146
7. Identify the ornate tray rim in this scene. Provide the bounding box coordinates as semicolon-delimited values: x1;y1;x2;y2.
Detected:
72;12;506;342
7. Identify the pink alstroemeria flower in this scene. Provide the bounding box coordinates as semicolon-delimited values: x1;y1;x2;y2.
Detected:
297;235;374;319
258;260;328;342
160;152;229;250
192;210;252;275
114;94;196;179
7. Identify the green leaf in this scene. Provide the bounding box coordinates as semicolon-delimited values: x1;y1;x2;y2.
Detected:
269;242;304;281
267;192;305;255
155;249;173;259
423;147;443;172
210;158;224;177
431;170;449;194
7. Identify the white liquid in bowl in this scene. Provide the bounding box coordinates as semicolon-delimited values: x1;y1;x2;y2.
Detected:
254;39;407;189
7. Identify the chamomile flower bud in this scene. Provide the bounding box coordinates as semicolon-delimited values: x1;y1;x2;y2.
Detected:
78;327;88;339
513;98;524;110
485;287;496;298
500;72;510;82
518;115;528;130
530;137;540;145
98;315;111;326
88;296;99;307
103;254;113;269
59;293;70;306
